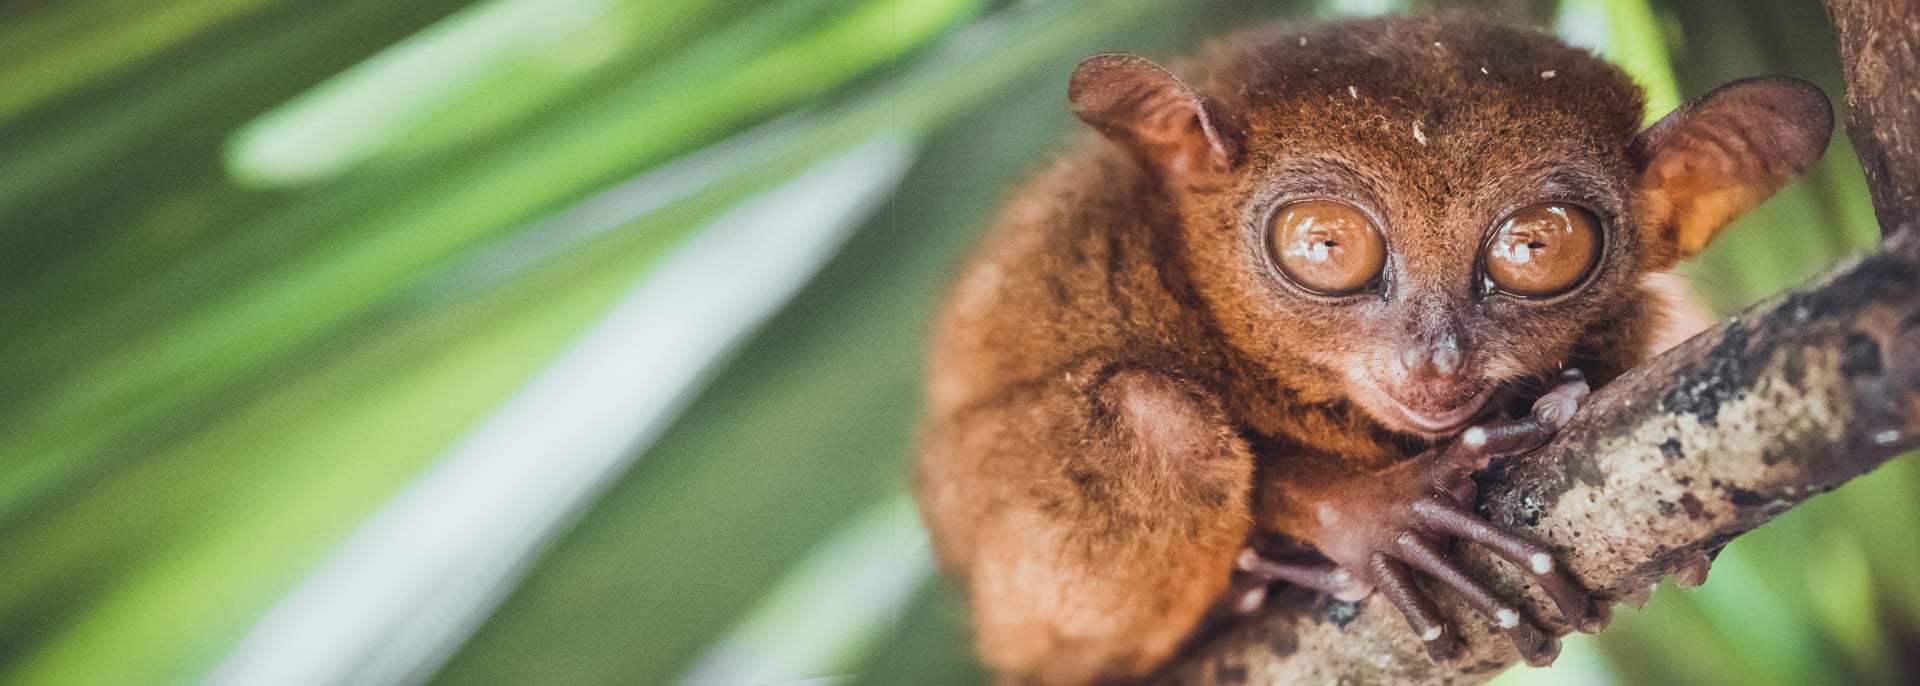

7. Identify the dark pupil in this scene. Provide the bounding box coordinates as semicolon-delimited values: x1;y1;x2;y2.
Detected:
1323;240;1337;247
1528;241;1546;249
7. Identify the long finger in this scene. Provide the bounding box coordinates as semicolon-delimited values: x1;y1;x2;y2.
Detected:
1393;534;1559;666
1236;549;1362;598
1454;369;1591;460
1415;501;1607;633
1370;553;1460;661
1459;418;1561;458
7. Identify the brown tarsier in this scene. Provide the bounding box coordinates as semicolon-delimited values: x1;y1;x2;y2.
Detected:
914;15;1832;686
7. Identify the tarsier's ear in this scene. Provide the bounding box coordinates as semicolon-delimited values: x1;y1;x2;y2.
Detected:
1631;76;1832;269
1068;53;1241;179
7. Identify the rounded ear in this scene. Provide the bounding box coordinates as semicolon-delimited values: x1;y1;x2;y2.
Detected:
1631;76;1833;269
1068;53;1241;179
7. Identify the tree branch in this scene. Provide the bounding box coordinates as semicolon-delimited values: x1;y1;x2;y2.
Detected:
1161;3;1920;682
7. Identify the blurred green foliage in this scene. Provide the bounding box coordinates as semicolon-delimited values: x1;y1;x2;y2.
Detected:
0;0;1910;684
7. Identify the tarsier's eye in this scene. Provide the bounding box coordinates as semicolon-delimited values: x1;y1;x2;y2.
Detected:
1483;203;1603;298
1269;200;1386;296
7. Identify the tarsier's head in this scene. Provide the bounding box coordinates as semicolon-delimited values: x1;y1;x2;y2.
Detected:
1069;17;1832;437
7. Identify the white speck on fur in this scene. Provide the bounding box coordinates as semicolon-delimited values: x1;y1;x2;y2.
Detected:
1462;427;1488;448
1541;70;1557;79
1497;609;1519;628
1481;66;1490;75
1413;121;1427;146
1348;85;1358;99
1421;627;1442;641
1300;36;1308;46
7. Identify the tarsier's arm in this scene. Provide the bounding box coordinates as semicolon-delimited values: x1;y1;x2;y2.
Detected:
916;364;1252;686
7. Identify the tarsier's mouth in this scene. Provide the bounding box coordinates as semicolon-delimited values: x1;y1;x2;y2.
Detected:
1371;385;1495;436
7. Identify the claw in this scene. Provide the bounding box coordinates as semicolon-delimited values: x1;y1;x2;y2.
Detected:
1619;582;1655;609
1519;632;1562;667
1673;550;1714;588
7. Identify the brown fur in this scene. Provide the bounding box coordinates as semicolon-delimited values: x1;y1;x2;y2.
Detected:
915;15;1829;685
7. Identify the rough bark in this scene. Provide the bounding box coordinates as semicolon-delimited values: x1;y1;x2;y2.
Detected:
1826;0;1920;244
1161;2;1920;682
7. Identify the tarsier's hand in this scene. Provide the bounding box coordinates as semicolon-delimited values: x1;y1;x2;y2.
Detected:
1239;370;1606;665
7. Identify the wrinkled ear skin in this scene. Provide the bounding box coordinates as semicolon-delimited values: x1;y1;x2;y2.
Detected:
1630;76;1834;270
1068;54;1242;182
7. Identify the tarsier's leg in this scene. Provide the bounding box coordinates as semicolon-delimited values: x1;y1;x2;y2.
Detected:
916;367;1255;686
1246;371;1604;665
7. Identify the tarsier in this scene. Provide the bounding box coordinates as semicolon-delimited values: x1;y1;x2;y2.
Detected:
914;15;1832;686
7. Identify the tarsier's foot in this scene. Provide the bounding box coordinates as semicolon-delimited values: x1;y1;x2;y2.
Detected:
1242;370;1607;665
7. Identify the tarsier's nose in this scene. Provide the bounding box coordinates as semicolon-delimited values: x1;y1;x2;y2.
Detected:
1394;335;1465;380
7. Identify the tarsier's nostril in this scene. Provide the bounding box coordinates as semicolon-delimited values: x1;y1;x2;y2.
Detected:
1432;339;1463;376
1399;346;1430;374
1397;339;1464;378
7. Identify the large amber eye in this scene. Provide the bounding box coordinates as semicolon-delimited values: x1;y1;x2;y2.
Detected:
1483;203;1603;298
1269;200;1386;296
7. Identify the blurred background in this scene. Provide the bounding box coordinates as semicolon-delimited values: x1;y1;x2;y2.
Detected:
0;0;1911;684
